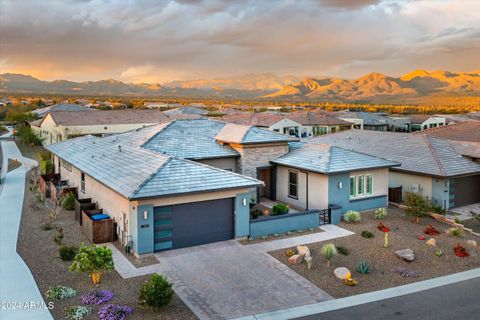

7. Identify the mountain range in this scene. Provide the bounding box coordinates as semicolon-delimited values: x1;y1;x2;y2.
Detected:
1;70;480;103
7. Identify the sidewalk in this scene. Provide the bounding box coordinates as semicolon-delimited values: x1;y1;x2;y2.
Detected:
0;140;53;320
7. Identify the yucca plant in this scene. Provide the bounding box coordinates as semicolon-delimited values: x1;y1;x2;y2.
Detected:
343;210;361;223
356;261;370;274
320;243;337;266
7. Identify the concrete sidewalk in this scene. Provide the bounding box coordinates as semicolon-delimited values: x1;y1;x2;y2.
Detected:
0;140;53;320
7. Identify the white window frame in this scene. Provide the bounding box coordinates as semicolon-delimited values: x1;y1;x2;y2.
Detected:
350;173;373;199
365;173;373;195
349;176;356;199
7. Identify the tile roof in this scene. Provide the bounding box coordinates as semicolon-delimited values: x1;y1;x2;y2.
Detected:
410;114;433;124
287;112;351;126
164;106;208;116
310;130;480;178
32;103;94;116
215;122;298;144
271;143;398;174
221;112;287;127
416;121;480;142
46;135;262;200
449;141;480;159
45;109;169;126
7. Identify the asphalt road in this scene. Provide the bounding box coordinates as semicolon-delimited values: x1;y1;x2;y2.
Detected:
297;277;480;320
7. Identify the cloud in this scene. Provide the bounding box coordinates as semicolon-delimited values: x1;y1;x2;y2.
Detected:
0;0;479;83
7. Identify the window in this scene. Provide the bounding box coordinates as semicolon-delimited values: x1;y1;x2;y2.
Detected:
80;172;85;193
349;176;356;198
288;171;298;198
60;159;72;172
357;175;364;196
366;174;373;195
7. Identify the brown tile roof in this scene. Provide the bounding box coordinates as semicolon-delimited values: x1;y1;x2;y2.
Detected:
221;112;286;127
449;140;480;159
45;109;169;126
418;121;480;142
287;111;351;126
409;114;432;124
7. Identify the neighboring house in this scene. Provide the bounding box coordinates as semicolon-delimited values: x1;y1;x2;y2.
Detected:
385;115;411;132
417;120;480;143
271;143;399;223
286;112;352;137
32;103;94;117
47;135;261;255
164;106;208;116
31;110;169;145
221;112;302;137
312;130;480;210
410;115;446;131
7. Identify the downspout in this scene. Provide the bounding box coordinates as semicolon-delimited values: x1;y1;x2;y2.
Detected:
301;171;309;210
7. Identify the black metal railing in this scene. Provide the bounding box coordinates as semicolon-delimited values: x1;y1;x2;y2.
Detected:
318;208;331;225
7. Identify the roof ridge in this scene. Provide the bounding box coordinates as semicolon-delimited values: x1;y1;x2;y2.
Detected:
423;134;446;176
140;121;175;147
131;156;173;199
325;145;333;173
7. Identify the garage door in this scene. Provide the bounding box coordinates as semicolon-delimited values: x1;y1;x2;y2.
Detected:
452;175;480;207
154;198;234;251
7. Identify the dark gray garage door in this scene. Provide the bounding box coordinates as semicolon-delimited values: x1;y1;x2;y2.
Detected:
154;198;234;251
452;175;480;207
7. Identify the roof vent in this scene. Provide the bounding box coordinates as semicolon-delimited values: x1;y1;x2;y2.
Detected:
118;145;122;152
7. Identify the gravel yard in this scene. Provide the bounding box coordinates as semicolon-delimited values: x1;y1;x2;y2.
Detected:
17;169;197;320
270;207;480;298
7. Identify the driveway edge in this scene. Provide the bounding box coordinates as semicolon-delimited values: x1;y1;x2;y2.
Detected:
233;268;480;320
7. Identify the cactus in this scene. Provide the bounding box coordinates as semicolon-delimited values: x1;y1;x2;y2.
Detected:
356;261;370;274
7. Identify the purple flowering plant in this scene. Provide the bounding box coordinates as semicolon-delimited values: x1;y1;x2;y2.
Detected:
98;304;134;320
81;290;114;305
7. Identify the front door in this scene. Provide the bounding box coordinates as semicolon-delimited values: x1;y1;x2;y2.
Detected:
257;167;276;200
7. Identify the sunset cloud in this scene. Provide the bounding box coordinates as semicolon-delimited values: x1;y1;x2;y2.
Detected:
0;0;479;83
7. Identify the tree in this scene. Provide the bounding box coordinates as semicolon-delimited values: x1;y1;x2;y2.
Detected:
69;244;114;284
405;191;429;223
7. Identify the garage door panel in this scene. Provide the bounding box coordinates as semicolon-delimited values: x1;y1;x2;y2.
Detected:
454;175;480;207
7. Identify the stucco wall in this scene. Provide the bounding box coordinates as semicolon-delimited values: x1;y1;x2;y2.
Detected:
269;118;301;135
230;144;289;179
389;171;433;201
431;178;449;209
196;157;237;172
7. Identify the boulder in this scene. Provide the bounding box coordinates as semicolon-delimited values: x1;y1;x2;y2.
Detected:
333;267;351;280
288;254;303;265
425;238;436;247
297;245;311;258
467;240;477;247
396;249;415;262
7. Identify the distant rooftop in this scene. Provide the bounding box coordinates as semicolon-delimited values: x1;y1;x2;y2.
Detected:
417;121;480;142
32;103;94;116
164;106;208;116
287;111;351;126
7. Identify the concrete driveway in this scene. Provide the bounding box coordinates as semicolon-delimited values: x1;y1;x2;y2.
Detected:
155;240;332;320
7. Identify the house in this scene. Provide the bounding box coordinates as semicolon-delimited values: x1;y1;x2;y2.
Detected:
163;106;208;116
312;130;480;210
221;112;302;137
32;103;93;117
286;112;352;137
410;115;446;131
46;135;262;255
417;120;480;143
31;109;169;145
271;143;399;223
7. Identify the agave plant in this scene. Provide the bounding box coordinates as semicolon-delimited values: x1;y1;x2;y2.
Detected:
320;243;337;266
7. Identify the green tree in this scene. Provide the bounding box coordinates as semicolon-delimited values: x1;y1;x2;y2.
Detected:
69;244;114;284
405;192;429;223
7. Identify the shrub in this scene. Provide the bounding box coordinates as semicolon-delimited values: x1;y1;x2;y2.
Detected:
454;217;460;224
435;250;443;257
37;151;53;175
272;203;289;216
424;225;440;235
45;285;77;300
405;192;429;223
343;210;361;223
285;249;295;257
41;222;54;231
374;208;387;219
64;306;91;320
69;244;114;284
15;125;43;146
320;243;336;265
54;226;64;245
448;227;462;237
394;267;418;278
361;231;374;238
59;246;78;261
454;244;469;257
356;261;370;274
337;246;349;256
61;192;76;210
138;274;173;311
81;290;114;305
98;304;134;320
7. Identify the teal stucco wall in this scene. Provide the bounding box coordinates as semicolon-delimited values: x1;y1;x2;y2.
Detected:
235;192;251;238
432;178;449;209
250;211;319;238
135;204;154;255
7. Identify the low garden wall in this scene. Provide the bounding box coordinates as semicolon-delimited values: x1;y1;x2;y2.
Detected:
249;210;320;238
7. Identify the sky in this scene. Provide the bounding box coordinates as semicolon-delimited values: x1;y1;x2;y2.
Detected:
1;0;479;84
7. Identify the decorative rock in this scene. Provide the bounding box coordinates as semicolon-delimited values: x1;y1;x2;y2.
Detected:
297;245;311;258
288;254;303;265
425;238;436;247
417;235;426;240
334;267;351;280
467;240;477;247
396;249;415;262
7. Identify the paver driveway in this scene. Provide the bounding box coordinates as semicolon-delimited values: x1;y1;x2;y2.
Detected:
155;240;332;320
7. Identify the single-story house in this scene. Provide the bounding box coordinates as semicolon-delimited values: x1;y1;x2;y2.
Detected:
221;112;303;137
271;143;399;223
410;115;446;131
312;130;480;210
31;103;94;117
163;106;208;116
417;120;480;143
286;112;352;137
47;135;262;255
31;109;169;145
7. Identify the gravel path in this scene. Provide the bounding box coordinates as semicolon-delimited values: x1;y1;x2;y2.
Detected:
17;169;197;320
270;207;480;298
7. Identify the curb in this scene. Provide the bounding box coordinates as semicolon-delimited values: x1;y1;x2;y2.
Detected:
232;268;480;320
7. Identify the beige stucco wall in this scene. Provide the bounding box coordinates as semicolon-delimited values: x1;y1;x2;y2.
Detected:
275;165;329;211
389;171;433;200
196;157;237;172
350;168;389;198
269;118;301;135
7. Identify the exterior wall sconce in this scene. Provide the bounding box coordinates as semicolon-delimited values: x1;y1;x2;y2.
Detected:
338;182;343;189
242;198;247;206
143;210;148;220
